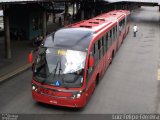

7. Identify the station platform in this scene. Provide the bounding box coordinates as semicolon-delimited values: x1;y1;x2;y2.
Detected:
0;21;61;83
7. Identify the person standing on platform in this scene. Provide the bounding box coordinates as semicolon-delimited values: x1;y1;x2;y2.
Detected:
133;24;138;37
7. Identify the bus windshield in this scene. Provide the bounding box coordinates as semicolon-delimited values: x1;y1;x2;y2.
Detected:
33;47;87;88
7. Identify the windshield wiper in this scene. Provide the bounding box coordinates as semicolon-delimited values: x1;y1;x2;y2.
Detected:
53;60;59;77
53;57;62;77
58;58;62;75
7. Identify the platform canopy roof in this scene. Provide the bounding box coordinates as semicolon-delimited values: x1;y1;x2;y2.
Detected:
0;0;75;3
0;0;159;5
107;0;160;5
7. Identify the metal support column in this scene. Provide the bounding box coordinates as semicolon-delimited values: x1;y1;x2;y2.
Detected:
64;2;69;25
4;6;11;59
81;9;84;20
72;2;75;19
52;12;55;23
42;10;47;37
76;2;79;13
80;1;85;20
91;5;95;18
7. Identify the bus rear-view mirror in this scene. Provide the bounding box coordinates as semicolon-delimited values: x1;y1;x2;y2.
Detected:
28;51;33;64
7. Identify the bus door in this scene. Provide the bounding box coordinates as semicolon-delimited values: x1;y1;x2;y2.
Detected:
100;37;106;75
104;32;110;69
98;37;106;77
86;48;97;100
107;30;113;63
117;22;122;48
115;25;119;51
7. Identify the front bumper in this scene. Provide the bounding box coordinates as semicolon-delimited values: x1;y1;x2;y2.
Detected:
32;91;86;108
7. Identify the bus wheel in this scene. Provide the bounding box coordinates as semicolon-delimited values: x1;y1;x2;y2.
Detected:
110;51;114;64
92;79;96;95
96;74;99;86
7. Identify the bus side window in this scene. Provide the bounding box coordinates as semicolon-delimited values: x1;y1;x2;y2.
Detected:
102;36;106;55
124;17;126;27
112;28;114;41
110;30;112;42
98;39;101;59
115;25;117;39
119;20;123;33
113;27;116;41
101;37;104;56
100;38;104;58
110;30;112;45
94;41;99;65
105;33;108;52
120;18;125;32
108;32;110;48
108;31;112;48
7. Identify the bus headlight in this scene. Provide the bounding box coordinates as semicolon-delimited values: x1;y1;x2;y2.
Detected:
76;93;81;98
32;86;36;90
73;91;83;99
32;85;38;92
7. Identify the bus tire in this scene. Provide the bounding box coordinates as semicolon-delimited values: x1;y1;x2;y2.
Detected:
110;51;114;64
92;79;96;95
96;74;99;86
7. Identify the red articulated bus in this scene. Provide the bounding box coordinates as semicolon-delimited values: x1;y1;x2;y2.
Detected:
30;10;130;108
